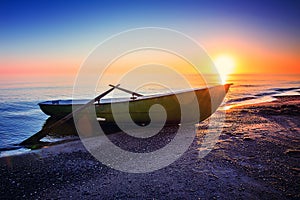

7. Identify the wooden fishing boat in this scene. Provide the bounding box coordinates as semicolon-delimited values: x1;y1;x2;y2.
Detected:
38;84;231;125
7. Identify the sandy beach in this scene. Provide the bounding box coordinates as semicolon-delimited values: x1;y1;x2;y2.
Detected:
1;96;299;199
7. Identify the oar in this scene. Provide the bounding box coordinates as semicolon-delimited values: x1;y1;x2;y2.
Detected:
109;84;143;97
20;85;119;146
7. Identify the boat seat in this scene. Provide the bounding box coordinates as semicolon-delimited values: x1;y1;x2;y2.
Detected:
52;100;59;105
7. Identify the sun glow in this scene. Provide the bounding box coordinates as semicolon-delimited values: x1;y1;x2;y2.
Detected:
214;55;235;83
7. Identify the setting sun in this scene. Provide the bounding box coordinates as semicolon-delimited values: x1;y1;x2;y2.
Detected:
214;55;236;83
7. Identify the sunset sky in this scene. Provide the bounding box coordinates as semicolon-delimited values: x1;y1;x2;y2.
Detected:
1;0;299;79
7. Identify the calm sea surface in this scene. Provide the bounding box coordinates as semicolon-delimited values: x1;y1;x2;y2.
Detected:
0;74;299;156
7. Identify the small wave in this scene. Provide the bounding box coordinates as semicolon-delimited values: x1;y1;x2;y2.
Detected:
0;145;21;151
287;81;300;84
226;96;256;103
273;87;300;92
236;84;262;88
254;92;279;97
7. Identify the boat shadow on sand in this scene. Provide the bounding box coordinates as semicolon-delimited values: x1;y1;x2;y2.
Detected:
21;117;180;151
20;117;122;149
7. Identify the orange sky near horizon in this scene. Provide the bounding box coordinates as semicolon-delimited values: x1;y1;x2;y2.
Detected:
1;39;299;78
1;31;300;77
202;33;300;75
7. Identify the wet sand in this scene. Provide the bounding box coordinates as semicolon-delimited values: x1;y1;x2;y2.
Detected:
0;96;299;199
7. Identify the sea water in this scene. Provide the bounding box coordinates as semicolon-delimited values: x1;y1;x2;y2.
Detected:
0;74;299;156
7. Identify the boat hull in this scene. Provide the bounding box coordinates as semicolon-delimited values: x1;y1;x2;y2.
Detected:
39;84;231;124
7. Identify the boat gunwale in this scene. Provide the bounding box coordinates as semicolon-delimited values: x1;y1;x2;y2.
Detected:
38;84;230;106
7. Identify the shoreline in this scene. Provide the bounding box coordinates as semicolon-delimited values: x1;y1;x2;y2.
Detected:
0;95;299;199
